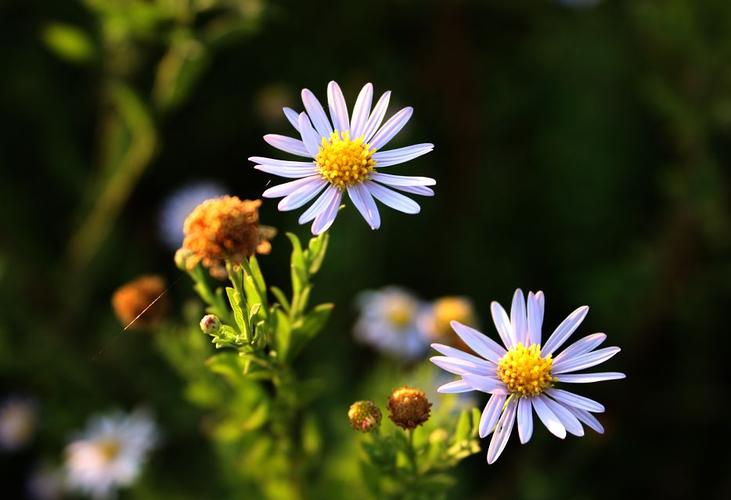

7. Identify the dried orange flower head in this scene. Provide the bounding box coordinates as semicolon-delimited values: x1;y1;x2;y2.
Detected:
111;275;168;329
182;196;273;278
348;400;382;433
387;387;432;430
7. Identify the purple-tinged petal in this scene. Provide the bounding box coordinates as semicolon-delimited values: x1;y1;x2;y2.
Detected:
543;397;584;436
327;81;349;132
249;156;314;168
371;172;436;187
490;301;516;349
262;176;322;198
430;343;495;368
430;356;491;378
347;183;381;230
555;372;626;384
437;379;472;394
283;107;300;132
527;291;544;346
531;396;566;439
299;185;338;224
277;179;326;211
541;306;589;356
311;188;342;234
552;347;621;374
362;91;391;142
264;134;311;158
566;406;604;434
301;88;333;138
298;113;322;156
254;164;317;179
517;397;533;444
369;107;413;150
350;83;373;138
364;181;420;214
546;388;604;413
486;397;517;464
372;143;434;167
462;373;506;394
450;321;507;363
479;393;506;438
553;333;607;364
389;184;434;196
511;289;528;345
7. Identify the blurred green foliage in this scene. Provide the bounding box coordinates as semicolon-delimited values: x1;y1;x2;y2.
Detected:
1;0;730;498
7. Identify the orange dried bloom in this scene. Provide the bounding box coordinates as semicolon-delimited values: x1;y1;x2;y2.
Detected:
387;387;432;430
111;275;168;329
182;196;273;278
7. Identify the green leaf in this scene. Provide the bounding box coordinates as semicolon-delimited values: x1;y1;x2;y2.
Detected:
270;286;291;313
454;409;472;441
41;23;96;63
288;303;333;358
272;308;292;360
306;232;329;275
226;287;250;341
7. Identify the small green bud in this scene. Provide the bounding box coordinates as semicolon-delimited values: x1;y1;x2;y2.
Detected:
199;314;221;335
174;248;195;271
348;400;382;433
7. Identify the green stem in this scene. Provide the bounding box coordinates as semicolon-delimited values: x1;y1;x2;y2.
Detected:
406;428;419;476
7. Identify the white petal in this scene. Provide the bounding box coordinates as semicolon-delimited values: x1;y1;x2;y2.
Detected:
566;406;604;434
277;179;326;211
327;81;349;132
553;333;607;364
555;372;626;383
430;343;494;368
486;397;517;464
369;107;413;150
543;397;584;436
437;379;473;394
490;301;516;349
450;321;507;363
430;356;492;378
371;172;436;187
462;373;507;394
552;347;621;374
546;388;604;413
372;143;434;167
479;393;506;438
254;164;317;178
541;306;589;356
264;134;311;158
531;396;566;439
362;91;391;142
298;112;322;156
283;107;300;132
527;291;544;346
301;88;333;138
350;83;373;138
389;184;434;196
249;156;314;168
511;289;528;345
262;176;322;198
311;188;341;234
347;183;381;230
517;397;533;444
299;185;338;224
364;181;420;214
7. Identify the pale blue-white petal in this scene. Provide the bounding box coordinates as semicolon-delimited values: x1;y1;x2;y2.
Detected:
362;91;391;142
298;112;322;157
311;188;342;234
350;83;373;138
347;183;381;230
531;396;566;439
527;291;544;346
299;185;338;224
371;172;436;187
364;181;420;214
327;81;349;132
450;321;507;363
301;88;333;138
430;356;491;378
511;289;528;345
555;372;626;383
486;397;517;464
369;107;413;150
462;373;506;394
541;306;589;356
283;107;300;132
490;301;515;349
372;143;434;167
278;179;326;211
546;388;604;413
517;397;533;444
437;379;473;394
553;333;607;364
264;134;311;158
262;175;322;198
249;156;314;168
430;343;495;368
552;347;621;374
565;406;604;434
389;184;434;196
479;393;506;438
543;397;584;436
254;164;316;179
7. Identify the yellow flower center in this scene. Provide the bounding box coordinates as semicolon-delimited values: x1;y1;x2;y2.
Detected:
385;297;416;328
96;438;122;462
315;131;376;189
497;343;555;397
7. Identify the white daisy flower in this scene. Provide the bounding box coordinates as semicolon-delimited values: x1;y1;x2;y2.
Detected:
158;181;227;249
250;81;435;234
0;397;37;451
354;287;430;360
64;409;158;499
430;289;625;464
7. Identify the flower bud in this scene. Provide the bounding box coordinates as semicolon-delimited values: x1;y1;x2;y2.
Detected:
174;248;195;271
387;387;432;430
199;314;221;335
347;400;382;433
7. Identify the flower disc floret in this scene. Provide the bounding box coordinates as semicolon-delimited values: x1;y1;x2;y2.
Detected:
497;343;554;397
315;131;376;189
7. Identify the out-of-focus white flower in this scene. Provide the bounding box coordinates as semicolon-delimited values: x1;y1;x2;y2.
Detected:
158;181;227;249
0;397;37;451
431;289;625;463
64;409;158;499
354;287;430;360
419;296;478;344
